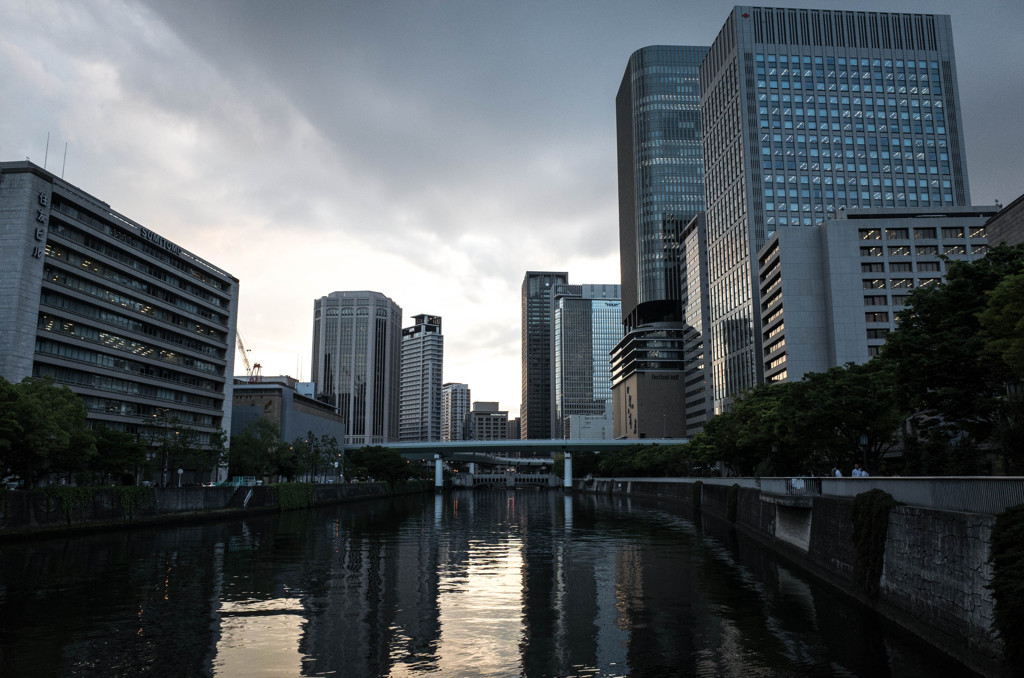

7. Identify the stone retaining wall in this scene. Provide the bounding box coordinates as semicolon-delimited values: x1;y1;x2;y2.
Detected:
575;477;1008;677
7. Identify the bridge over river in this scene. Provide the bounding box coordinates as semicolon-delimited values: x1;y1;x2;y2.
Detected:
387;438;688;489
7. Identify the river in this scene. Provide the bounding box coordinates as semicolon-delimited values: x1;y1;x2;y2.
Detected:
0;489;979;677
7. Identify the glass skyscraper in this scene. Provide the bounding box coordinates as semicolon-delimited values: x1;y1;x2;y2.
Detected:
700;7;970;412
553;284;622;439
613;45;709;439
617;45;709;331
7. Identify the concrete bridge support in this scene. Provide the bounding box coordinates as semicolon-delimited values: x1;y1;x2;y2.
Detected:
434;454;443;489
564;453;573;489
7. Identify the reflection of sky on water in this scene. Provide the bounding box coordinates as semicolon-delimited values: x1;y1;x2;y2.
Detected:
213;599;305;677
0;492;984;677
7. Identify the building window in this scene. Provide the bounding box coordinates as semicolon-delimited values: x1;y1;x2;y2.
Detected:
859;228;882;240
863;279;886;289
864;295;887;306
867;328;890;339
885;228;909;239
890;262;912;272
944;244;967;255
861;262;884;272
860;246;883;257
888;246;911;256
942;227;963;239
917;261;940;272
865;312;889;322
890;278;914;289
916;245;939;255
914;227;936;239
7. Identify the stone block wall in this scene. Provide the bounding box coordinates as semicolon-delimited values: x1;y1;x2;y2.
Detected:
880;505;1000;663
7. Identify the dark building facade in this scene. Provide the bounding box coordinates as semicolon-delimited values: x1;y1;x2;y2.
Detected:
521;271;568;439
700;7;971;412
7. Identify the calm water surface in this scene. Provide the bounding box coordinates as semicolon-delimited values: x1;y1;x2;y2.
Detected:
0;490;979;677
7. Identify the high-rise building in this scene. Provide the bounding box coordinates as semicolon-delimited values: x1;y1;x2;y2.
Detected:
700;7;971;412
311;291;402;446
0;160;238;481
521;271;568;439
553;283;622;439
442;382;470;442
682;213;714;435
757;205;996;383
468;401;509;441
400;314;443;442
613;45;709;439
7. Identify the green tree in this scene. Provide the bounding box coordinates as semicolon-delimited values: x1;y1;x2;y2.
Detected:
0;377;96;486
880;244;1024;454
787;362;901;475
293;432;339;482
90;425;150;484
345;446;415;483
229;418;288;479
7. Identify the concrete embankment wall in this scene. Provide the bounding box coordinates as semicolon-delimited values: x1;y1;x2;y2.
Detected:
0;480;430;538
575;477;1008;677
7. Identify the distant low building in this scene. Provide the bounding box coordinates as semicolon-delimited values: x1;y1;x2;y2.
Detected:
469;401;508;441
231;375;346;445
985;193;1024;247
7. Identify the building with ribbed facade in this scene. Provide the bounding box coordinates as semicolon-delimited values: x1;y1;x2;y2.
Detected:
311;291;402;446
614;45;708;439
0;160;238;481
757;205;996;383
442;382;470;442
700;6;971;412
553;283;622;439
400;314;443;442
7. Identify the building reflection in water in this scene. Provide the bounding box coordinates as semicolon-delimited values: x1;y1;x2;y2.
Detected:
0;490;979;677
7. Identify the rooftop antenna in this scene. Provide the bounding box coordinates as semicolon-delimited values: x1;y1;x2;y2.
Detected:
61;143;68;179
43;132;49;169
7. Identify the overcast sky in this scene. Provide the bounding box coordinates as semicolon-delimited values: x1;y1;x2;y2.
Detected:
2;0;1022;416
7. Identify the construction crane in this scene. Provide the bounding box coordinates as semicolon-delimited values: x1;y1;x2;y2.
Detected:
235;331;262;383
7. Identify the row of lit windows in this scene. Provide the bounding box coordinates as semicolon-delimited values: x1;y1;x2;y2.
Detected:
861;244;985;256
859;226;984;240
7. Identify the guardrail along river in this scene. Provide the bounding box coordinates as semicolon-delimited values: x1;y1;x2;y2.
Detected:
0;489;980;677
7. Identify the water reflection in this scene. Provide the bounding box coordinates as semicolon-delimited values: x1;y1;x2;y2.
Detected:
0;490;980;677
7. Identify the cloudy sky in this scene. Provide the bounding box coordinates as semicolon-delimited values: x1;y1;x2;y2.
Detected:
2;0;1022;416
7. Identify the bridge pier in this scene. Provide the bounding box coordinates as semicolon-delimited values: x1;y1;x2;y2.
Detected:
434;454;443;490
563;452;573;489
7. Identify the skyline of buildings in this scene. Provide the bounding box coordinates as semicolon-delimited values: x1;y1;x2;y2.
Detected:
4;5;1023;455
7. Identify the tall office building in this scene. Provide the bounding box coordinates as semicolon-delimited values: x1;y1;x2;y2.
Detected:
0;160;238;480
700;7;970;412
311;291;402;446
399;314;443;442
613;45;709;439
521;271;568;439
442;382;470;442
553;284;622;439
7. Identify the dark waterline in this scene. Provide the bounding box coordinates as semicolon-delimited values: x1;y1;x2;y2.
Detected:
0;490;979;677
